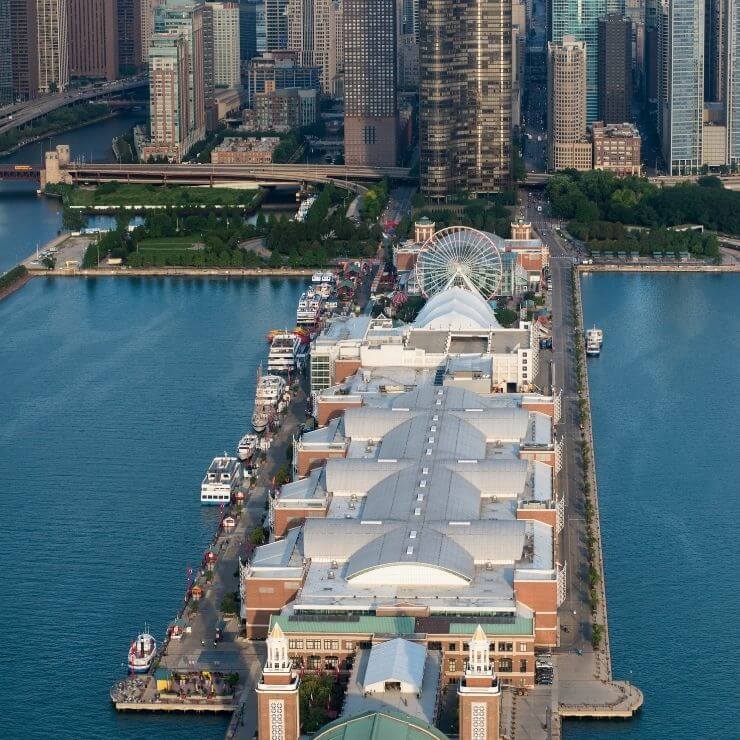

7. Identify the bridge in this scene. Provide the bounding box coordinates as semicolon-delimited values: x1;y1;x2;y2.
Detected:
0;146;414;193
0;77;149;135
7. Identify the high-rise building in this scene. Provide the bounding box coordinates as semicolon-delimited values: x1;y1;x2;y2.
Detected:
146;32;191;158
343;0;397;167
140;1;163;66
9;0;33;100
705;0;727;103
312;0;343;95
645;0;661;102
550;0;606;121
598;13;632;123
286;0;312;65
116;0;143;73
245;49;321;104
209;2;240;88
33;0;69;93
238;0;257;61
68;0;119;81
726;0;740;166
419;0;512;201
548;36;592;171
659;0;704;174
264;0;287;50
0;0;12;104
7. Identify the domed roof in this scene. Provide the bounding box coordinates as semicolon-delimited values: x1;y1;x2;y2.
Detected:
412;287;501;332
314;709;449;739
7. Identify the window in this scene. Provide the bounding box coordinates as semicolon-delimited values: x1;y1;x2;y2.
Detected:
519;642;528;652
498;642;513;652
448;659;457;672
288;639;303;649
499;658;512;672
344;641;354;650
519;659;528;673
448;643;457;651
363;125;376;145
305;639;321;650
324;639;339;650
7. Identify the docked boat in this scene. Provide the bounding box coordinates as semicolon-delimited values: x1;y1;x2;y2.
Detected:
267;332;301;374
296;292;323;325
585;326;603;356
128;631;157;673
252;371;287;432
200;455;243;504
311;270;323;283
236;433;259;461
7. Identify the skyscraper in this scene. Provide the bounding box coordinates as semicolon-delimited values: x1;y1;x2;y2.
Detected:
548;36;592;171
550;0;606;121
117;0;143;74
68;0;119;81
312;0;343;95
264;0;287;50
598;13;632;123
419;0;512;201
147;32;191;157
343;0;397;167
705;0;727;103
0;0;12;104
209;2;240;88
659;0;704;174
33;0;69;93
238;0;257;61
726;0;740;165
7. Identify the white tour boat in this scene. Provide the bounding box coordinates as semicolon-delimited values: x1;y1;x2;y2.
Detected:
267;332;301;374
128;631;157;673
200;455;243;504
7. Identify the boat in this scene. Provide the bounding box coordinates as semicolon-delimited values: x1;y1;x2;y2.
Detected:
585;326;603;356
236;433;259;461
128;631;157;673
201;455;243;504
296;292;323;325
252;371;287;432
268;332;301;374
311;270;323;283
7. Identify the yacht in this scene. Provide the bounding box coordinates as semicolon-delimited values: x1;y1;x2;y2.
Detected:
201;455;243;504
585;326;603;356
252;372;287;432
311;270;323;283
128;631;157;673
294;195;317;223
296;292;323;325
268;332;301;374
236;433;259;462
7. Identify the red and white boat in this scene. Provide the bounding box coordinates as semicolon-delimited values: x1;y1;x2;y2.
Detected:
128;631;157;673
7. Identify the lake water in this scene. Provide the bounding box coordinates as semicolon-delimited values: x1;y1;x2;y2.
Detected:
567;273;740;739
0;276;308;739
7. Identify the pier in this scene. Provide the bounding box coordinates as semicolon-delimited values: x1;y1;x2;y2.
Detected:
110;380;308;734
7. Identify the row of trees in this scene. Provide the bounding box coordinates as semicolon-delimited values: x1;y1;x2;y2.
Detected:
547;169;740;236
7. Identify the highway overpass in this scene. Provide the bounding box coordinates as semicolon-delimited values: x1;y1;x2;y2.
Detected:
0;77;148;136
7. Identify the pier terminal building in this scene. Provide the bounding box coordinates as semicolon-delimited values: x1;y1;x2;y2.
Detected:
249;227;560;738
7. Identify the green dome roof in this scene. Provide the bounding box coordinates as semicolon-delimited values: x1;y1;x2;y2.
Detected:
313;709;449;740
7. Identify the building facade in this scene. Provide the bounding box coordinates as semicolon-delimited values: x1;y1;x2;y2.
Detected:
68;0;118;81
0;0;12;104
659;0;704;174
146;32;190;160
33;0;69;93
548;37;591;171
210;2;240;88
245;50;321;104
343;0;397;167
264;0;287;50
116;0;143;73
419;0;513;201
592;120;642;174
550;0;606;121
598;13;632;124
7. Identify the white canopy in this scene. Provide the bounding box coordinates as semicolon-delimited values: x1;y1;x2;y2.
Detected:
362;638;427;695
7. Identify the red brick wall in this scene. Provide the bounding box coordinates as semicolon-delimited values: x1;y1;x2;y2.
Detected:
244;577;303;639
514;580;558;647
333;359;362;384
274;508;327;538
257;687;300;740
459;691;501;740
517;509;557;528
521;400;555;418
296;448;347;477
315;398;363;426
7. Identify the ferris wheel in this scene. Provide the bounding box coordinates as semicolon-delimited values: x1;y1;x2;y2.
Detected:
415;226;503;299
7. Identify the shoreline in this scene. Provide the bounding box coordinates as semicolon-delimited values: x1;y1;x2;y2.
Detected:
29;266;315;278
0;269;32;302
577;262;740;272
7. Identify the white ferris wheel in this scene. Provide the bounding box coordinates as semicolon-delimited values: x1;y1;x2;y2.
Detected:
415;226;503;299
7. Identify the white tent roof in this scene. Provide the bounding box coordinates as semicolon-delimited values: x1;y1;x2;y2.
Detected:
362;638;427;693
412;287;501;332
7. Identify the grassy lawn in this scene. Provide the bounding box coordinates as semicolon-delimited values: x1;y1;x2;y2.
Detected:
66;183;262;208
137;235;202;251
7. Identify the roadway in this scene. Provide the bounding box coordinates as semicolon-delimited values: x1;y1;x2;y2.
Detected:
0;76;148;135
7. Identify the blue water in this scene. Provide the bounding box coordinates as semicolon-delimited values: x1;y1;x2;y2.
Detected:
566;273;740;739
0;276;307;739
0;113;146;274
